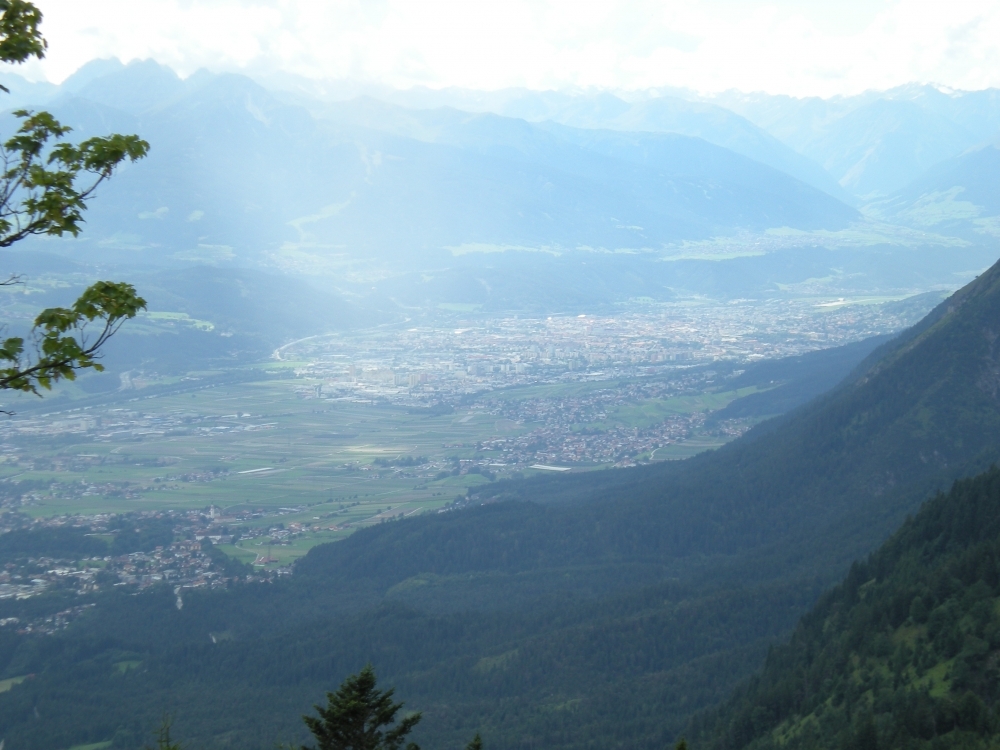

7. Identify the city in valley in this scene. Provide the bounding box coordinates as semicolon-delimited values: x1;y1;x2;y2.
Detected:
0;294;941;603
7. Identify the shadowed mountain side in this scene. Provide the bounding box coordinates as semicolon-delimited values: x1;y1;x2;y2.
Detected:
0;573;821;750
131;265;370;344
368;248;930;311
708;335;894;422
96;265;373;381
691;466;1000;750
0;263;372;403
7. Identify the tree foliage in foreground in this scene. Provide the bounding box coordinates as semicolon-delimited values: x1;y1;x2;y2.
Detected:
0;0;148;400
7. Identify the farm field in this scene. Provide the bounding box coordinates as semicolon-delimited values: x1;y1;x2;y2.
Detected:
580;387;760;431
651;435;732;459
0;367;753;566
1;379;505;518
0;676;25;694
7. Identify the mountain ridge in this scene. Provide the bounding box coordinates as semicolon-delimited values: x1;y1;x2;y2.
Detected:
3;66;858;277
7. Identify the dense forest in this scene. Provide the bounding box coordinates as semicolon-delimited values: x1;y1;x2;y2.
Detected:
2;259;1000;748
692;465;1000;750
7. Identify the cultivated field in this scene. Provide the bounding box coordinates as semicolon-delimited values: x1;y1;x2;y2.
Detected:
0;368;751;565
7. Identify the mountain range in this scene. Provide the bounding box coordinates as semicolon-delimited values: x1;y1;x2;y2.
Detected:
280;76;1000;201
18;64;854;265
0;60;997;329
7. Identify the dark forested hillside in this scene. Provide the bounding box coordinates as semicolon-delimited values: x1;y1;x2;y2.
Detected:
3;259;1000;749
692;465;1000;750
708;334;894;422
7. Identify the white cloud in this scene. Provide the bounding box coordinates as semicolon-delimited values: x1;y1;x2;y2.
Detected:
13;0;1000;97
138;206;169;220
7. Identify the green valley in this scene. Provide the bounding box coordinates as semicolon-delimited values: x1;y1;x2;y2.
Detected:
0;252;998;750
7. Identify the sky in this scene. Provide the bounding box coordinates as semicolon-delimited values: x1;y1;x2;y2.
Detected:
14;0;1000;97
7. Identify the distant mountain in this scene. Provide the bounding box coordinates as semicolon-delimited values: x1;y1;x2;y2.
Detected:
871;143;1000;238
303;86;846;199
693;465;1000;750
0;70;57;110
714;87;995;198
9;62;1000;224
339;82;1000;201
70;58;187;115
311;96;854;240
879;83;1000;143
557;95;849;200
60;58;129;93
709;90;852;153
804;99;978;197
2;65;856;281
7;61;998;309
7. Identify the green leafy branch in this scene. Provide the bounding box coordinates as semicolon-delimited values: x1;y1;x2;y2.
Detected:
0;109;149;247
0;0;150;406
0;280;146;395
0;0;45;72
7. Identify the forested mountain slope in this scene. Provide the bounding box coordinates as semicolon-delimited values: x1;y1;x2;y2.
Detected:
692;465;1000;750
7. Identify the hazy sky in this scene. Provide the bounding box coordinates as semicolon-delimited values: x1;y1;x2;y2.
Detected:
16;0;1000;97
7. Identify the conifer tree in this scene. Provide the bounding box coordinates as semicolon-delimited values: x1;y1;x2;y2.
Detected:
301;665;421;750
302;666;484;750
